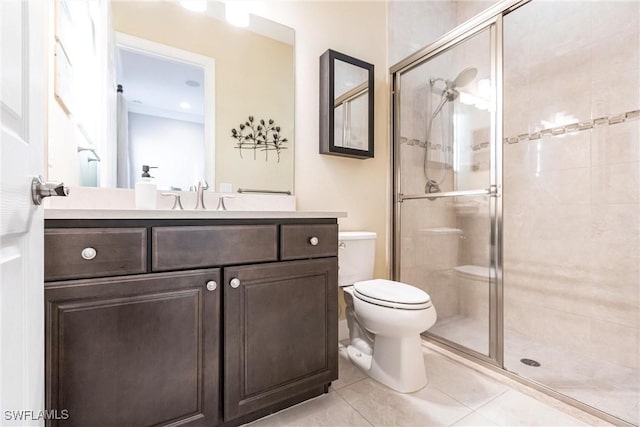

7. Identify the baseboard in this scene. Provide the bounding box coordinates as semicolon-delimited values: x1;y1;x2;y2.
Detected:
338;319;349;342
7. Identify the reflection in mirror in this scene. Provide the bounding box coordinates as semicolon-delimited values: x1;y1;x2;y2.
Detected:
333;60;369;150
116;35;209;191
319;49;374;159
47;0;295;194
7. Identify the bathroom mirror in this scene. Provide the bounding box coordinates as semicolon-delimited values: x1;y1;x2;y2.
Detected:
47;0;295;193
319;49;374;159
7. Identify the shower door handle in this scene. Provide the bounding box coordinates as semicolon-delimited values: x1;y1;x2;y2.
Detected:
398;188;490;201
488;185;500;197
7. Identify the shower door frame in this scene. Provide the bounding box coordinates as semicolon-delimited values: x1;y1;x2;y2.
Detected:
390;10;508;368
389;1;634;425
389;0;531;370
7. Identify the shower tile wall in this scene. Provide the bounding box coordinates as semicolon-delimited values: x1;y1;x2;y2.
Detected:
388;1;499;65
503;1;639;423
389;1;456;66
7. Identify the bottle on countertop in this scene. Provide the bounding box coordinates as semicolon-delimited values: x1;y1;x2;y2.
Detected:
135;165;158;209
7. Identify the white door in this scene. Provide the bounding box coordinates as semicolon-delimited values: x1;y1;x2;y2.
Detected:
1;1;47;425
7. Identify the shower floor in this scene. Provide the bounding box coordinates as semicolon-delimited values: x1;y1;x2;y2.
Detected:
430;315;640;425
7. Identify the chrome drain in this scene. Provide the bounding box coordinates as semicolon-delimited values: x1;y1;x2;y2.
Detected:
520;358;541;367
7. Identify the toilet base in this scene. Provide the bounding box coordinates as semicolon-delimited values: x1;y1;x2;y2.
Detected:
347;334;427;393
347;344;372;371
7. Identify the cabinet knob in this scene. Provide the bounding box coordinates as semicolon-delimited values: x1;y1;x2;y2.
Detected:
81;247;97;260
309;236;319;246
206;280;217;291
229;278;241;289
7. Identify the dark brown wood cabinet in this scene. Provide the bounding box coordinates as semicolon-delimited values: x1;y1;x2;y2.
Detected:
152;225;278;271
223;258;338;421
45;269;221;427
44;218;338;427
44;227;147;280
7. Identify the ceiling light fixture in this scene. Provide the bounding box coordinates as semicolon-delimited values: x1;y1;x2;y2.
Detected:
179;0;207;13
225;2;250;27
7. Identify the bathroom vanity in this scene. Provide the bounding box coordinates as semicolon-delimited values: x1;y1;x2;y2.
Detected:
43;210;341;426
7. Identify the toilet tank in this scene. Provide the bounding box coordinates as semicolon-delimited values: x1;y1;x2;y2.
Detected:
338;231;376;286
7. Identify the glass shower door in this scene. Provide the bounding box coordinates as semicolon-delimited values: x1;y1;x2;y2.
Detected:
393;22;499;359
501;2;640;424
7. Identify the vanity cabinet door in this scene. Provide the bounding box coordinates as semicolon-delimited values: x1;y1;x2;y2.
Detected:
223;258;338;422
45;269;221;427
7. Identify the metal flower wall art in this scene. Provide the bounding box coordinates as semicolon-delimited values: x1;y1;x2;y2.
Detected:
231;116;288;162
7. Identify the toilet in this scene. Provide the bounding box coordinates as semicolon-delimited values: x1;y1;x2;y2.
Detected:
339;231;437;393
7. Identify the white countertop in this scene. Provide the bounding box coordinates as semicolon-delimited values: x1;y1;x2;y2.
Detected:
44;209;347;220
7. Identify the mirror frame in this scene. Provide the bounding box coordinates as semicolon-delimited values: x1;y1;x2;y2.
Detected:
319;49;374;159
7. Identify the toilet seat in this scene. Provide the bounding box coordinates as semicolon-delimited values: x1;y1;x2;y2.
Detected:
353;279;432;310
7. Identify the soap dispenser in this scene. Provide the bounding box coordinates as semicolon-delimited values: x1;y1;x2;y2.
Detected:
135;165;158;209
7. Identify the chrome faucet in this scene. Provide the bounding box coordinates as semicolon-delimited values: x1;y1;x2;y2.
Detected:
161;192;183;210
216;194;235;211
194;180;209;210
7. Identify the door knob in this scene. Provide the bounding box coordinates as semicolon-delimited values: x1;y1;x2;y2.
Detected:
31;176;69;205
206;280;217;291
309;236;319;246
229;278;240;288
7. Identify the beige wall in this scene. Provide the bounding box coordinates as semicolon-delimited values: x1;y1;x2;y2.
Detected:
112;1;295;193
261;1;390;279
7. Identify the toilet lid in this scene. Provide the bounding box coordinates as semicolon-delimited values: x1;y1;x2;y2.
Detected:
353;279;432;310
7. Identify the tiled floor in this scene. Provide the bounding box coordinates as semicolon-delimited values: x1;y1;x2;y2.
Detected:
431;315;640;425
246;343;613;427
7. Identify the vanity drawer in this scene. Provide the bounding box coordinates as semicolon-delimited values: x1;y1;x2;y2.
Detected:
280;224;338;260
152;225;278;271
44;228;147;281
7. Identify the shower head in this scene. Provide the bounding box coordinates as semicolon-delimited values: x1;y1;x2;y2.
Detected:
450;67;477;89
429;67;478;117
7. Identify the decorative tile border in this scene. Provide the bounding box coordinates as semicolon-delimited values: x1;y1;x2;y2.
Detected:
401;109;640;148
504;109;639;145
399;137;454;153
471;141;490;152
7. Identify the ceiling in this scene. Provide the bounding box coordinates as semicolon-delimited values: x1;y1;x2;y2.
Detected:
118;48;205;123
179;0;295;46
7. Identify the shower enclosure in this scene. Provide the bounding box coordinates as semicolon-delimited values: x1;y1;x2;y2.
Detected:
391;1;639;425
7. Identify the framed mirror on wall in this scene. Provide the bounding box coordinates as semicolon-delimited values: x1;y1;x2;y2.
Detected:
319;49;374;159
